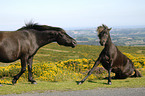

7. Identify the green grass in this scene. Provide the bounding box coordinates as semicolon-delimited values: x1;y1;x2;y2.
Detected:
0;77;145;95
1;43;145;66
1;43;145;95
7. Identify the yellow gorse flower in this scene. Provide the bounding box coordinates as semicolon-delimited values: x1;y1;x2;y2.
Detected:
0;55;144;84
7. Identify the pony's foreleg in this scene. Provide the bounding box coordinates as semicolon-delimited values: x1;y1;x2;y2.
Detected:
107;60;113;85
78;59;100;85
12;57;27;85
107;68;112;85
28;57;37;84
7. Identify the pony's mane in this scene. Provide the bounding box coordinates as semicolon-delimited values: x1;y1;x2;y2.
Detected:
97;24;109;35
17;23;63;32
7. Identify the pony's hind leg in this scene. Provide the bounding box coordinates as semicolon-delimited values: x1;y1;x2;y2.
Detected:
12;64;26;84
12;57;27;85
28;57;37;84
132;69;142;77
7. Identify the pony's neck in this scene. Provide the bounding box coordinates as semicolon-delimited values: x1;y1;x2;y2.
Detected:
34;31;57;47
105;35;114;49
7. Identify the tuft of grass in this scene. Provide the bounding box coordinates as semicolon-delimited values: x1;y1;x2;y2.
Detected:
0;76;145;95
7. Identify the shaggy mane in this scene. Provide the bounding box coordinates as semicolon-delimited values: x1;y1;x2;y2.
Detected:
97;24;109;35
17;22;63;32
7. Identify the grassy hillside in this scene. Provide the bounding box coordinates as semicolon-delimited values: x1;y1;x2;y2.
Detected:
0;43;145;95
35;43;145;62
1;43;145;81
1;43;145;66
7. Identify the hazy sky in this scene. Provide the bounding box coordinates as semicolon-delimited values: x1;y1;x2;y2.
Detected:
0;0;145;30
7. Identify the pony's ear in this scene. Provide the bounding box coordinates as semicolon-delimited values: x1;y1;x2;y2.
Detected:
102;24;106;28
108;28;112;31
102;24;109;29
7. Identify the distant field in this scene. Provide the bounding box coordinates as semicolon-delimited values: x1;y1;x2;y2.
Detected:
1;43;145;66
68;27;145;46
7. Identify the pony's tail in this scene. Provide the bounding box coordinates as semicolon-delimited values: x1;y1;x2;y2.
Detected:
132;69;142;77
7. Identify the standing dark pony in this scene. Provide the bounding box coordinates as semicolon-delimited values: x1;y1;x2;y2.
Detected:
78;24;142;85
0;23;76;85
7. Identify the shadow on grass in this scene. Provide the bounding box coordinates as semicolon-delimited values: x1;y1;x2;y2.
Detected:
0;82;35;86
88;80;109;85
88;80;97;83
0;83;13;86
76;80;109;85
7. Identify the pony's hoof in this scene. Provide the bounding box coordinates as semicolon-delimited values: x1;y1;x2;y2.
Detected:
31;82;37;84
12;79;17;85
77;81;84;85
78;82;82;85
108;82;112;85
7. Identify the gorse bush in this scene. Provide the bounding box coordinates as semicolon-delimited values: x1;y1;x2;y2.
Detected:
0;53;145;84
124;53;145;68
33;62;84;81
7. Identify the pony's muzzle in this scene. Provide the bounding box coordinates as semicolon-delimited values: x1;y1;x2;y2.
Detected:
72;41;77;48
100;41;105;46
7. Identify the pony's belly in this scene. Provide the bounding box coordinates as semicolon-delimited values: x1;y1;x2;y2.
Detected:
0;56;19;63
0;50;19;63
0;45;20;63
